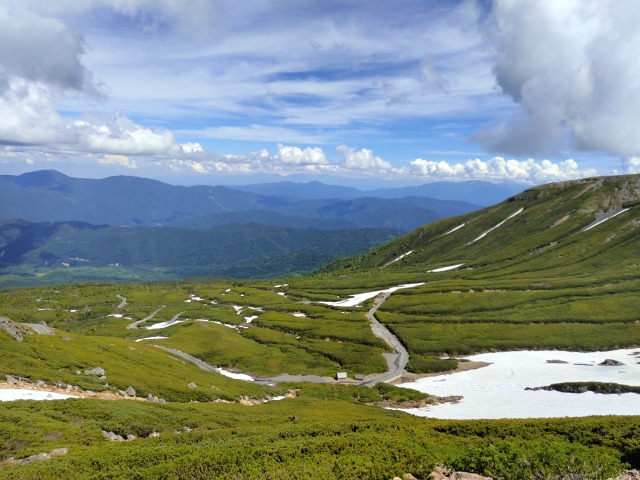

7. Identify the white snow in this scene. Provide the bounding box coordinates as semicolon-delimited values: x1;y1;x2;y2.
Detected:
225;288;232;293
217;369;254;382
428;263;465;273
398;349;640;419
212;321;238;329
319;283;425;307
232;305;243;314
146;320;185;330
273;284;289;288
244;315;258;323
0;389;78;401
384;251;414;267
292;312;307;318
277;292;286;296
107;313;123;318
135;336;169;342
443;223;466;236
248;306;264;312
470;208;524;244
582;208;629;232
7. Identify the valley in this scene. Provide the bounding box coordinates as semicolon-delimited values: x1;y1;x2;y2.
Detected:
1;174;639;478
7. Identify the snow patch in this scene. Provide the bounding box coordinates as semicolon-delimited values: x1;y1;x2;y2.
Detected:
273;284;288;288
384;251;414;267
470;208;524;244
428;263;465;273
0;389;78;401
582;208;629;232
135;336;168;342
277;292;286;297
399;348;640;419
292;312;307;318
319;283;425;307
244;315;258;323
217;369;254;382
107;313;123;318
146;320;185;330
443;223;466;236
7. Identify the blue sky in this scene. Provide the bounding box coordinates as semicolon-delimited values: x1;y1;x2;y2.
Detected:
0;0;639;187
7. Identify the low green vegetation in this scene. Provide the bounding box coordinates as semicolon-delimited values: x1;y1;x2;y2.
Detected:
0;398;636;479
1;175;640;478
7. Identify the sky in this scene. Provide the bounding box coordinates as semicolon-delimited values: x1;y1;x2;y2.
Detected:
1;0;639;187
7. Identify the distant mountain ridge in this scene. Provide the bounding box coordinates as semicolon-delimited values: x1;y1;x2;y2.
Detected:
0;170;487;232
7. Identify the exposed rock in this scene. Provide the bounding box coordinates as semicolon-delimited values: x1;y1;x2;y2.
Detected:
600;359;624;366
125;386;136;397
8;448;68;465
546;359;568;364
85;367;106;377
429;466;493;480
126;434;136;441
403;475;418;480
102;431;124;442
36;380;45;387
0;317;31;341
187;382;197;389
610;470;640;480
158;398;166;404
84;390;97;397
148;431;160;438
6;374;19;384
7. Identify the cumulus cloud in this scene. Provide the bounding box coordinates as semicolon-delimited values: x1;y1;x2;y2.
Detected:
0;1;99;95
619;157;640;174
336;145;394;172
98;154;138;168
408;157;597;183
273;144;329;165
479;0;640;157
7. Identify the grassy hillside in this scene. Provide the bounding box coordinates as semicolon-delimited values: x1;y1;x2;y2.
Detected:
1;175;639;478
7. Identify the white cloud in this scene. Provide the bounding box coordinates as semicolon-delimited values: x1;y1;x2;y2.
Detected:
619;157;640;174
408;157;597;183
98;154;137;168
479;0;640;157
274;144;328;166
336;145;394;172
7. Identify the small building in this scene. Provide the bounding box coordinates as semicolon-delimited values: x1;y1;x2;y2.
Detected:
335;372;348;380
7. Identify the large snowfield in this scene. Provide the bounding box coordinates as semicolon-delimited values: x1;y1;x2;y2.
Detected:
399;348;640;419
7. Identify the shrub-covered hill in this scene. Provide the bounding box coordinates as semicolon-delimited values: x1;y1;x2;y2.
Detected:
320;174;640;278
301;175;640;372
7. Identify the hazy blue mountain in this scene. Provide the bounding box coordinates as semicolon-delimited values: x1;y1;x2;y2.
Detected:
233;179;526;205
0;170;482;232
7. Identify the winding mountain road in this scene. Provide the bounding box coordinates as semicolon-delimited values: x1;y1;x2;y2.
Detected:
127;305;166;329
361;292;409;385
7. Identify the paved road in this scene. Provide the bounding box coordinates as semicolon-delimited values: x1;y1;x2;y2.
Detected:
153;345;219;372
22;323;55;335
361;292;409;385
116;294;127;309
127;305;166;329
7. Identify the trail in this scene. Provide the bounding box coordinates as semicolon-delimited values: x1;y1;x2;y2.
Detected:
127;305;166;329
116;294;127;309
361;292;409;385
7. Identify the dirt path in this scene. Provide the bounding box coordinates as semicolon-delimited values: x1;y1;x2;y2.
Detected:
127;305;166;329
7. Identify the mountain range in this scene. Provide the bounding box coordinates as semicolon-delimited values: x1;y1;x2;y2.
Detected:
0;170;526;286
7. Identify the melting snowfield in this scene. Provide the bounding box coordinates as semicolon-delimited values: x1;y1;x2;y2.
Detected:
398;349;640;419
428;263;465;273
319;283;425;307
0;389;78;402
